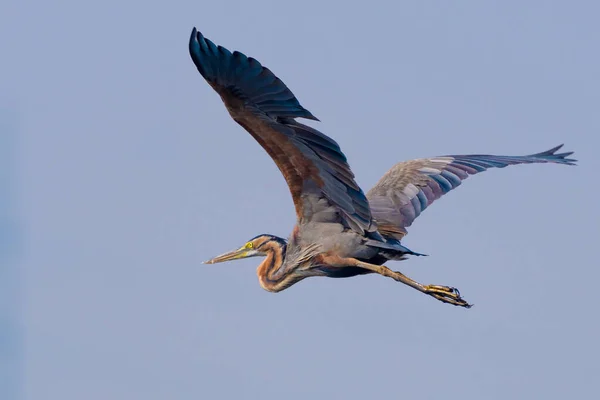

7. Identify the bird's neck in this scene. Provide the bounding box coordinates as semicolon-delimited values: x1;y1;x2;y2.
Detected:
256;240;304;292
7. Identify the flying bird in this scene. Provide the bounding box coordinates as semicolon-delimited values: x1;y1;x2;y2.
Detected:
189;28;576;308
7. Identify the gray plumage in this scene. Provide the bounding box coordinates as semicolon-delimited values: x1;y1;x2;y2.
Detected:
192;28;576;307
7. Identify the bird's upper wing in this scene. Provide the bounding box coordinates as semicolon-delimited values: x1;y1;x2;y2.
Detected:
189;28;374;233
366;146;576;240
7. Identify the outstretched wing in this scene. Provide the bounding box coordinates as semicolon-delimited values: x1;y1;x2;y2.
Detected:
189;28;374;233
367;145;576;239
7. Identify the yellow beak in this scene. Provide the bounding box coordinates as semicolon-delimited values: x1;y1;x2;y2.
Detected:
203;246;258;264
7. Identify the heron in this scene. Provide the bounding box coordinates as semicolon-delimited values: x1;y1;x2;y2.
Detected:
189;28;576;308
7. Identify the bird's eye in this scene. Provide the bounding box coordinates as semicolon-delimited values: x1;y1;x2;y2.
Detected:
245;242;253;249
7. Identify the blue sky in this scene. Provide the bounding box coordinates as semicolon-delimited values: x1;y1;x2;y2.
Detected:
2;1;599;399
1;109;21;400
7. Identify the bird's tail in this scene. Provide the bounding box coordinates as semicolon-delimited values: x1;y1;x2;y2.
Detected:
189;28;318;121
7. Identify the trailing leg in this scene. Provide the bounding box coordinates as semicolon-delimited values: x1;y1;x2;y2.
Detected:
356;261;471;308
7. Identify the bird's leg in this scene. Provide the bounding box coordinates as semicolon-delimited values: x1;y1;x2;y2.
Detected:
352;260;472;308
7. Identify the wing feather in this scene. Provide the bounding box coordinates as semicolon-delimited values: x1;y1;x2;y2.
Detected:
189;28;374;233
367;146;576;239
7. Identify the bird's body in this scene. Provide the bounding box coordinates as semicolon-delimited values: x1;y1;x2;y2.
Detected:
190;28;576;307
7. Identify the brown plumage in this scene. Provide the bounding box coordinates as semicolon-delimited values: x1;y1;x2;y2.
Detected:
191;28;576;308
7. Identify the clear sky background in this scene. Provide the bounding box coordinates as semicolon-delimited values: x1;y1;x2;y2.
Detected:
2;1;598;399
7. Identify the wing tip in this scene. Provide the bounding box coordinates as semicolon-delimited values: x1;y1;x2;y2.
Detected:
530;143;577;166
189;27;318;122
188;27;208;77
189;27;201;49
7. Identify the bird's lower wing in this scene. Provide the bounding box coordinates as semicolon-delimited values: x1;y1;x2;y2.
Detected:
366;145;576;240
189;28;375;234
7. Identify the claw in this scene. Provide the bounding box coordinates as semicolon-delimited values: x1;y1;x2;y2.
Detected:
424;284;472;308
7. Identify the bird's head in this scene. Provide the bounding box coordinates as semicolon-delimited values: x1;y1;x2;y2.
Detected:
203;234;287;264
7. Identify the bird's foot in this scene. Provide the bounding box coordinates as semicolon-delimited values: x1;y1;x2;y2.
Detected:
424;285;472;308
